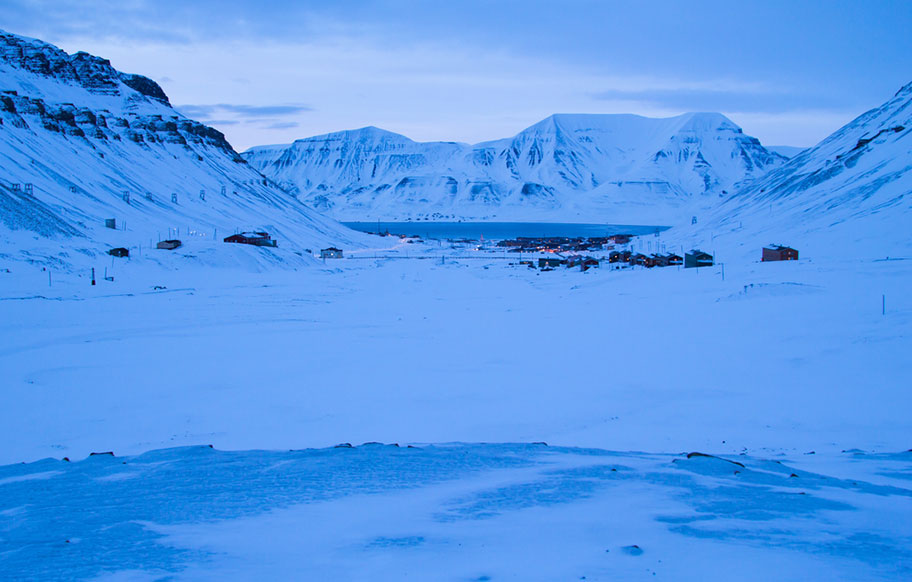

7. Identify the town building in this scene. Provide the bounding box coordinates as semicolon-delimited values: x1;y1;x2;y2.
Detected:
684;250;714;268
538;257;565;268
156;239;182;250
224;231;278;247
762;245;799;261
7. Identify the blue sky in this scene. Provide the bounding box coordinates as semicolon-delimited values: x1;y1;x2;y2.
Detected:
2;0;910;150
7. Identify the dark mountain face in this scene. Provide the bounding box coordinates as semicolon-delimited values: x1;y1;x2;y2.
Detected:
0;32;169;105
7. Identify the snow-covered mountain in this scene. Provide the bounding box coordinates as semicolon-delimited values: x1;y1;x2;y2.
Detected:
243;113;786;224
694;81;912;259
0;30;362;270
766;145;807;159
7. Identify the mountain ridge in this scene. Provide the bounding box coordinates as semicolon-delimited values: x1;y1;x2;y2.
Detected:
680;80;912;259
0;29;363;270
243;111;786;223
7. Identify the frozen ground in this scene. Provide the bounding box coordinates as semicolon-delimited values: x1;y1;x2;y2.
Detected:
1;444;910;581
1;249;910;579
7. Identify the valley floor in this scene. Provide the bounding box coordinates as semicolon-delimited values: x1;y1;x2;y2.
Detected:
1;250;910;580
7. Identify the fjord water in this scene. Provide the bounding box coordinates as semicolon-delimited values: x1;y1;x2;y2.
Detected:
342;221;670;240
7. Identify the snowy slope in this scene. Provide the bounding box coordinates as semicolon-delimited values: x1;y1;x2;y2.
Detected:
243;113;786;224
766;145;807;158
689;82;912;260
0;30;367;271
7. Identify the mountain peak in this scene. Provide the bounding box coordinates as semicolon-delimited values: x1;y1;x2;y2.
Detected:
0;29;171;108
244;109;783;221
293;125;413;145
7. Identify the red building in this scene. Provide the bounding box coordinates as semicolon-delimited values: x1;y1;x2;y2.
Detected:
762;245;799;261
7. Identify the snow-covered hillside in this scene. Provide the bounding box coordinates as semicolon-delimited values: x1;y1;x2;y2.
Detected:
0;30;366;271
766;145;807;158
689;82;912;260
243;113;786;224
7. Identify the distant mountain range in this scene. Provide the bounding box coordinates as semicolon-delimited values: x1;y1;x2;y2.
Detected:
0;29;357;269
243;113;787;224
1;26;908;265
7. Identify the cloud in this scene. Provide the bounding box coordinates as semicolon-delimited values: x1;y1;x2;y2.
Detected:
203;119;241;126
590;86;847;115
11;1;900;150
176;103;313;120
261;121;300;130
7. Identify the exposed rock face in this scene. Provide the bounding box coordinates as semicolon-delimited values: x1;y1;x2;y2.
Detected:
0;92;238;156
120;74;170;104
0;28;356;259
0;31;239;158
0;32;170;105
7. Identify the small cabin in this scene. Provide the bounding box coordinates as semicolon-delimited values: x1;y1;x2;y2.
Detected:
320;247;343;259
568;255;598;269
762;245;798;262
224;231;278;248
538;257;565;268
108;247;129;258
628;253;648;266
608;250;632;264
651;253;683;267
578;257;599;271
156;239;182;250
684;250;714;268
608;234;632;245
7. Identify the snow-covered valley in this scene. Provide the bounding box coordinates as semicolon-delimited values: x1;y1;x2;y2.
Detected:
2;250;911;580
0;24;911;582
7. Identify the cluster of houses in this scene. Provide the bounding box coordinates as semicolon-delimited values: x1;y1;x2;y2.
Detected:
104;228;797;273
497;234;632;253
532;248;714;272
